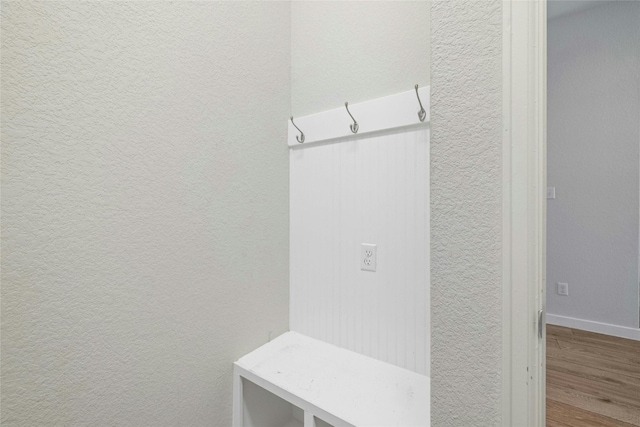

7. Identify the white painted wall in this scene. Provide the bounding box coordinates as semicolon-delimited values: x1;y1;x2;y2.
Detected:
1;1;509;424
291;1;430;117
290;128;430;375
547;0;610;20
547;1;640;330
1;3;290;426
289;1;430;375
430;1;503;425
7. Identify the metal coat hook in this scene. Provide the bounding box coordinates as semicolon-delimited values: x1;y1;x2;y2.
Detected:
344;102;359;134
290;116;305;143
415;84;426;122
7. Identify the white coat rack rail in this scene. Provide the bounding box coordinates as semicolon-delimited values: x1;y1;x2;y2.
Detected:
288;85;430;148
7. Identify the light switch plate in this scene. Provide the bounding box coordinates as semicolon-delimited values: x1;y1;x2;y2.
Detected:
547;187;556;199
361;244;377;272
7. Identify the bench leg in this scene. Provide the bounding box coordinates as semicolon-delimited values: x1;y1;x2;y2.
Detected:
304;410;316;427
232;371;243;427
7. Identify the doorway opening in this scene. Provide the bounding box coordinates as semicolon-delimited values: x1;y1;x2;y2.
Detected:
545;1;640;425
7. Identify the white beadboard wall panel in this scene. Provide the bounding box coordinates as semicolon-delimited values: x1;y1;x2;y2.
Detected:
290;127;430;376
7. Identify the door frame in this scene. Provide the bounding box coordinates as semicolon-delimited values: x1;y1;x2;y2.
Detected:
502;0;547;426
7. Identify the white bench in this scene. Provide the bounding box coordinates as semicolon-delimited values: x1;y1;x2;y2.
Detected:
233;332;430;427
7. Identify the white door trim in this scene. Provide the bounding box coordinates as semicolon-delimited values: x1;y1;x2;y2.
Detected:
502;1;547;426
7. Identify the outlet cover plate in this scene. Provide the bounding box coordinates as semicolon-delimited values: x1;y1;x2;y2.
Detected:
361;243;377;272
557;282;569;296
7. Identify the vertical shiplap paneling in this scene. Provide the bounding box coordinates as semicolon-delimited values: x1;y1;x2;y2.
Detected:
290;127;430;376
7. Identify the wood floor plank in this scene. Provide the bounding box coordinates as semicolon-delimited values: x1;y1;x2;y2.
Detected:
570;328;640;349
547;369;640;409
557;334;640;359
554;335;640;359
548;324;576;338
548;337;561;350
547;326;640;427
547;399;638;427
546;418;571;427
548;343;640;380
548;356;640;392
552;326;640;349
547;383;640;425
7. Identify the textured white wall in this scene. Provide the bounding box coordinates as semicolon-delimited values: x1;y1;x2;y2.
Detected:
290;128;430;376
430;1;503;425
291;1;430;117
1;2;290;426
547;1;640;329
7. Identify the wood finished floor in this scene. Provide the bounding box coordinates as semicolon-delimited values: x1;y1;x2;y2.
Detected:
546;325;640;426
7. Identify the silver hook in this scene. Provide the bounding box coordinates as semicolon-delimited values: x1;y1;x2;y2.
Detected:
345;102;359;134
415;84;426;122
290;116;305;143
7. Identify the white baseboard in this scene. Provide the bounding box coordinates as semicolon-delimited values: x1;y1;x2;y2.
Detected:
546;314;640;341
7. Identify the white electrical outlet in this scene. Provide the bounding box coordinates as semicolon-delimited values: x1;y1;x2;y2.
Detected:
557;282;569;296
361;243;377;272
